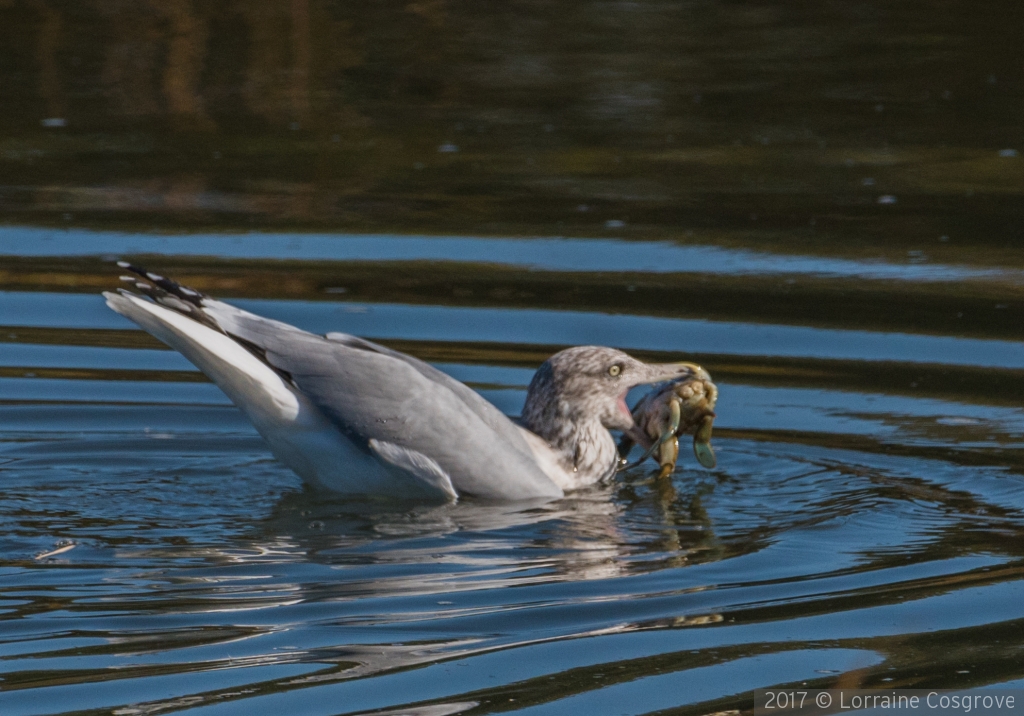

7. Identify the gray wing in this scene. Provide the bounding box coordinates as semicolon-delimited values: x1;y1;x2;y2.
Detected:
201;299;561;500
110;264;561;499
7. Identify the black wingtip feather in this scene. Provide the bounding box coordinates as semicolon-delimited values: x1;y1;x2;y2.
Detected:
114;262;224;333
116;261;207;307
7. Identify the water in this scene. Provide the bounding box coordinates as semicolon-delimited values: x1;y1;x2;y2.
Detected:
4;234;1024;716
3;1;1024;714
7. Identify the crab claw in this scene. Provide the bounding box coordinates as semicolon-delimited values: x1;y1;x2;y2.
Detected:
692;414;717;469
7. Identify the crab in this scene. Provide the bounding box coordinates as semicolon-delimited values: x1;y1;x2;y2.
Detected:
619;363;718;478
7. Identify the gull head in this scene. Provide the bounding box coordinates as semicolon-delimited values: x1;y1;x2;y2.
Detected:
521;346;699;438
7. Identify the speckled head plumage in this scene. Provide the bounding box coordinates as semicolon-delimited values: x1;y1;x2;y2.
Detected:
522;347;640;434
520;346;697;479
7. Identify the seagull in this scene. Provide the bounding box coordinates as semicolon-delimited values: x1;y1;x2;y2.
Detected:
104;263;697;502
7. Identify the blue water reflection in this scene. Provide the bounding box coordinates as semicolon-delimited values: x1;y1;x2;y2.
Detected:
2;226;1017;282
4;291;1022;369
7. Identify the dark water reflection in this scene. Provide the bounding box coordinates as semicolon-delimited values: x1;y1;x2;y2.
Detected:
2;0;1023;251
3;1;1024;715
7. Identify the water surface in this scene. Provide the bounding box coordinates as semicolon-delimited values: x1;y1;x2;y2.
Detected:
4;230;1024;716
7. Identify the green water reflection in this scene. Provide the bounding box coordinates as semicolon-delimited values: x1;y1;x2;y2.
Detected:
1;0;1022;254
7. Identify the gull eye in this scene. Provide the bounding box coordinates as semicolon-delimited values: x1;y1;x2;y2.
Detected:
608;364;622;377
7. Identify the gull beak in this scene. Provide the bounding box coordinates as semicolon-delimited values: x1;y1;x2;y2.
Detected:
632;361;702;387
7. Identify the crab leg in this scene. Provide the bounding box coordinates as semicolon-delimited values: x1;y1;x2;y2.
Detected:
656;438;679;479
655;396;683;478
666;394;682;435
